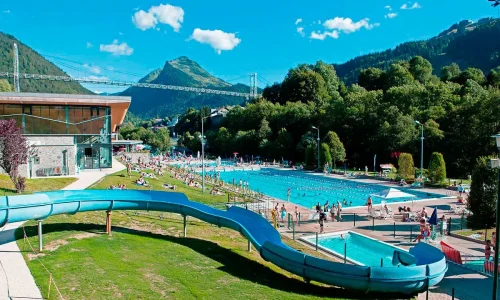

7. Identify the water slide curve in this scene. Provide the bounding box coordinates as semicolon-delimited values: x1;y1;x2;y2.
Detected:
0;190;447;294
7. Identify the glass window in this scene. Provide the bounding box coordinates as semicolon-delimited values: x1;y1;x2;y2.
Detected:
99;146;111;168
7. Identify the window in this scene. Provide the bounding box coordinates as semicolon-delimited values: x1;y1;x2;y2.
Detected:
34;157;40;165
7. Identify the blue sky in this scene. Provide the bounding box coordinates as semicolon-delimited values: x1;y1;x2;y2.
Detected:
0;0;497;93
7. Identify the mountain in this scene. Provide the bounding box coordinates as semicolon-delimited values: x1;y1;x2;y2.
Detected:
120;56;252;118
335;18;500;84
0;32;92;94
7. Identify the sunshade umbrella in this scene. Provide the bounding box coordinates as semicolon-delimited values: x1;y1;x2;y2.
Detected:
428;208;438;226
371;188;417;207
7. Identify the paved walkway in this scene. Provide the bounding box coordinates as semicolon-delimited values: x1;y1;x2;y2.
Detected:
0;158;125;300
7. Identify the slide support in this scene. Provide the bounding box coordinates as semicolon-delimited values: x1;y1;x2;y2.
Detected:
37;221;43;252
248;240;252;252
183;215;187;237
106;211;112;236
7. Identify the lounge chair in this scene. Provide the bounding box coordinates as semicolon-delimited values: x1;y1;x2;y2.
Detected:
370;209;382;219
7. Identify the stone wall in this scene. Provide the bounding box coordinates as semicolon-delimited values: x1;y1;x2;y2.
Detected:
20;136;77;177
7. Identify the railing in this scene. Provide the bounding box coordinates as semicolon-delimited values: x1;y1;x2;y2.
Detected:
35;167;69;177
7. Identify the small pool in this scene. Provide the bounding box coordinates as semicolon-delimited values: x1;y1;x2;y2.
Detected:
301;231;406;266
218;169;444;208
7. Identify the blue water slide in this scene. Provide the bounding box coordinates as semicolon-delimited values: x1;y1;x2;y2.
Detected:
0;190;447;294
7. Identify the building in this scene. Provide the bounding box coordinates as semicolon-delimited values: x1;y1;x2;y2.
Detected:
0;92;131;177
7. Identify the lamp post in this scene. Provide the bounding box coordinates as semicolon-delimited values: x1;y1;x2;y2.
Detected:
201;115;209;193
492;134;500;300
415;120;424;185
311;126;320;172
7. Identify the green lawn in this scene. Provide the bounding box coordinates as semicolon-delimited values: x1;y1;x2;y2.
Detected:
454;228;495;242
88;169;230;207
15;170;411;299
0;174;77;195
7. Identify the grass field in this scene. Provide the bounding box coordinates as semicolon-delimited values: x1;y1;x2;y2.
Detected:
0;174;77;195
15;169;411;299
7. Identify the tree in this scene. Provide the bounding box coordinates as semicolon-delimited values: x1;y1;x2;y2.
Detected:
262;83;281;103
275;128;293;158
320;143;332;169
385;63;414;88
305;144;317;168
323;131;346;168
467;157;497;229
0;119;29;193
428;152;447;183
0;79;12;92
440;63;461;82
409;56;433;83
397;153;415;179
280;66;330;106
487;67;500;88
150;127;171;152
313;61;340;100
456;68;485;85
358;67;385;91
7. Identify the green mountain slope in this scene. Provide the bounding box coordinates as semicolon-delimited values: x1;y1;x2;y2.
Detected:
0;32;92;94
335;18;500;84
121;56;250;118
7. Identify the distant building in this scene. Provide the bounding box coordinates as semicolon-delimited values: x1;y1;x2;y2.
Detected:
0;92;130;177
209;107;229;126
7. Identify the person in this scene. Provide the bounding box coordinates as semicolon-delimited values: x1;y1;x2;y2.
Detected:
280;204;287;223
324;201;329;212
319;214;325;234
398;206;407;213
414;224;430;243
486;240;493;261
384;204;390;215
420;207;428;218
493;232;497;250
337;201;342;221
366;196;373;212
315;202;321;213
294;206;299;222
330;205;336;221
126;163;132;178
343;199;348;206
271;208;277;229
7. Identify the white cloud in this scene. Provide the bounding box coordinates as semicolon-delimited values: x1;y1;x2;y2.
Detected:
323;17;378;34
83;63;101;74
295;18;302;25
310;30;339;40
401;2;421;10
86;42;93;48
132;10;158;30
132;4;184;32
99;40;134;56
2;10;10;13
297;27;305;37
105;66;115;71
191;29;241;54
384;5;392;11
385;13;398;19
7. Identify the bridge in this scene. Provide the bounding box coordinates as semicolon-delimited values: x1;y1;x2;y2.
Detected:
3;43;264;98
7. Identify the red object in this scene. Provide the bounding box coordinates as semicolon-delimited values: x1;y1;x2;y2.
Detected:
440;241;463;264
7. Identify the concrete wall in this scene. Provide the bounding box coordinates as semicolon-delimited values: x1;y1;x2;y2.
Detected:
124;152;150;164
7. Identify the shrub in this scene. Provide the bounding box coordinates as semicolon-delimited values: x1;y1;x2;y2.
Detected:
467;156;497;229
428;152;446;183
320;143;332;169
398;153;415;179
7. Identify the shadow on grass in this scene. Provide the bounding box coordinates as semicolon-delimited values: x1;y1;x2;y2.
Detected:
18;222;413;300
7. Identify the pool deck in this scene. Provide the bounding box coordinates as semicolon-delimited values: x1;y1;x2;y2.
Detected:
266;180;489;300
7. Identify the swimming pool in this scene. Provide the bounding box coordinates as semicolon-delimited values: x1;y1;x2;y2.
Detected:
218;168;444;208
301;231;406;266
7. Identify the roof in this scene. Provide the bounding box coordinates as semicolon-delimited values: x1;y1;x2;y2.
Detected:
371;188;416;199
112;140;143;145
0;92;131;131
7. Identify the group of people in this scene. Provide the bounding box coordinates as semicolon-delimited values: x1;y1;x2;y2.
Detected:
313;200;344;233
109;184;127;190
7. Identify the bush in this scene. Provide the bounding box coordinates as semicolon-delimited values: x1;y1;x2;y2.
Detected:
467;156;497;229
305;145;317;168
398;153;415;179
320;143;332;169
428;152;447;183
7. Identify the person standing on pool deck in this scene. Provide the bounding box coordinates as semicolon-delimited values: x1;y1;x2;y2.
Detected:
294;206;299;222
280;204;287;223
486;240;493;261
366;196;373;212
319;214;324;233
337;201;342;221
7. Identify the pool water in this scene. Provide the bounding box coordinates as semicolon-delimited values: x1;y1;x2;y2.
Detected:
305;232;404;266
218;169;443;208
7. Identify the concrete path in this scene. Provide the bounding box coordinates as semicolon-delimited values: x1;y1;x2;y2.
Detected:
0;158;125;300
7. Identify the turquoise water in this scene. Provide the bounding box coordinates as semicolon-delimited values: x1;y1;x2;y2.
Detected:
307;232;402;266
218;169;443;208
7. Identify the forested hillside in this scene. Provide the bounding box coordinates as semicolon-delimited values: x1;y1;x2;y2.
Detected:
0;32;92;94
335;18;500;84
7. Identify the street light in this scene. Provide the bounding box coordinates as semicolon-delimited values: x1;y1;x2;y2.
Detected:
491;133;500;300
415;120;424;185
312;126;320;172
201;115;209;193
